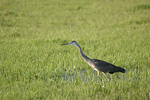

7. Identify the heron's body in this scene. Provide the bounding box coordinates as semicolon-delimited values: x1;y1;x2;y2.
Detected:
61;41;125;80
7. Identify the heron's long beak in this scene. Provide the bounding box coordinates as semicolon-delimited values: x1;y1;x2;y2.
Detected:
61;42;70;46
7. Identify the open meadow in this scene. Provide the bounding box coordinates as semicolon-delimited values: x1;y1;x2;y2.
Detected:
0;0;150;99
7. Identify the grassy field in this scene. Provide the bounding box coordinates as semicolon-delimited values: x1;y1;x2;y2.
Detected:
0;0;150;99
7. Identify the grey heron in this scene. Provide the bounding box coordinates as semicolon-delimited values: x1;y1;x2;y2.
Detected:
61;41;125;80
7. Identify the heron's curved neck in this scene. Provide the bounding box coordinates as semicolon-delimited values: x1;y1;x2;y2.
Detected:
75;44;91;62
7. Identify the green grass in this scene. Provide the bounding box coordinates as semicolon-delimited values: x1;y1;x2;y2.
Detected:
0;0;150;99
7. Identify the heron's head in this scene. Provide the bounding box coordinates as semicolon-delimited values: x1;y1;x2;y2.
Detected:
61;41;78;47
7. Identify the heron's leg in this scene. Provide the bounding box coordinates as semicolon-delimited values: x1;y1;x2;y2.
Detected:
102;72;111;80
97;71;100;76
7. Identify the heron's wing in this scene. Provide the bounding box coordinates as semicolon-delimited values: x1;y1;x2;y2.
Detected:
92;59;117;73
93;59;116;67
